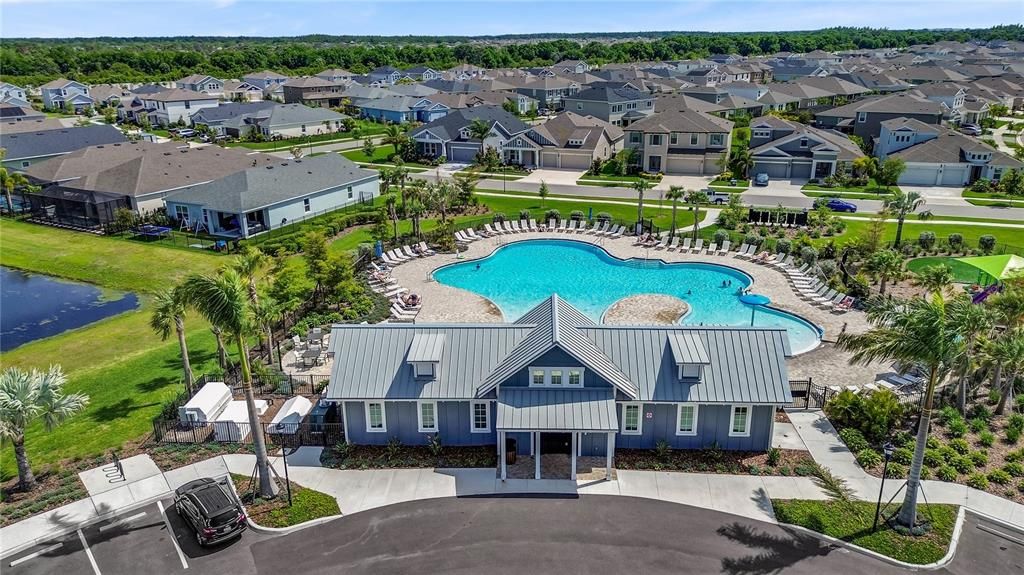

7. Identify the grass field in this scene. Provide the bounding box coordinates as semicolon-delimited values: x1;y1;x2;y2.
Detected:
802;178;898;196
0;219;229;479
772;500;957;565
803;190;895;200
226;121;387;151
341;143;401;164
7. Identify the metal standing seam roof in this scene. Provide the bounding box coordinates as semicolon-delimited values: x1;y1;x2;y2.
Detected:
407;333;446;362
667;332;711;365
497;388;618;432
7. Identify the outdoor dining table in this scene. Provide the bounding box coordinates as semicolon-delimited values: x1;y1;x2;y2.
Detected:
301;348;323;366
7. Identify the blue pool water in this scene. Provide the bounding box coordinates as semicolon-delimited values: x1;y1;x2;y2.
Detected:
434;240;822;353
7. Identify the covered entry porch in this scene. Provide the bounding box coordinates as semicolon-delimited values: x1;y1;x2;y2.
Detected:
496;388;618;481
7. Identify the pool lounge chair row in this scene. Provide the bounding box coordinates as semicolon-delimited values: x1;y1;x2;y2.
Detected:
379;242;436;266
636;234;731;256
474;219;626;239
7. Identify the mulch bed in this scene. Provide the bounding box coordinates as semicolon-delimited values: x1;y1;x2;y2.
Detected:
775;410;791;423
0;457;97;527
615;447;816;476
142;442;256;471
320;444;497;470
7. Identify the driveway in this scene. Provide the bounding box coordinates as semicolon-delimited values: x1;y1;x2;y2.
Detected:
899;184;973;209
745;178;809;198
656;175;713;190
519;168;586;185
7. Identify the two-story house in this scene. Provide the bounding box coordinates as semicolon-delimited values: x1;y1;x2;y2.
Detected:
242;70;290;99
874;117;1023;186
625;109;734;175
814;93;945;141
562;85;655;127
368;66;404;85
503;111;623;169
0;82;32;107
175;74;224;96
409;106;530;163
747;116;864;180
282;77;349;107
506;76;580;111
403;66;443;82
40;79;93;112
325;295;791;481
316;69;354;84
140;89;220;126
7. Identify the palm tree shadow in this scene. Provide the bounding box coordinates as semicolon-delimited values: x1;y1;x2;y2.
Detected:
718;521;837;575
89;398;161;422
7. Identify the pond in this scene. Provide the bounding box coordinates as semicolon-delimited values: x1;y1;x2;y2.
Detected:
0;266;140;352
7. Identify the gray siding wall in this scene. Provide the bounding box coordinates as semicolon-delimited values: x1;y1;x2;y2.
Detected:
344;400;497;447
848;112;941;140
614;403;773;451
500;348;612;389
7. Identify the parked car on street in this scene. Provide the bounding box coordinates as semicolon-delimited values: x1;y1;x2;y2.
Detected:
814;197;858;213
704;189;733;204
173;477;247;546
960;123;982;136
753;173;769;186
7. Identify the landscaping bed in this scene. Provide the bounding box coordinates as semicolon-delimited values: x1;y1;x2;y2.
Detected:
229;473;340;528
0;460;92;527
143;442;255;471
772;499;957;565
320;442;498;469
614;447;816;476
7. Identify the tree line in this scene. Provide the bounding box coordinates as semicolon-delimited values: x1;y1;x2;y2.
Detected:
2;26;1022;86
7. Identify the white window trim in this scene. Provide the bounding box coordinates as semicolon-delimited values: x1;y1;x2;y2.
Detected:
365;401;387;433
729;404;752;437
470;401;491;433
676;403;699;436
417;401;438;433
527;366;583;388
857;111;867;123
622;403;642;435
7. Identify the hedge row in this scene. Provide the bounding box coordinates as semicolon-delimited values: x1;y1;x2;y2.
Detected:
248;208;381;255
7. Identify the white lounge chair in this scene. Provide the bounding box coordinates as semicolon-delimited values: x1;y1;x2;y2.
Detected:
733;244;751;258
567;220;578;232
558;220;569;232
705;242;717;255
654;235;670;249
667;237;680;251
390;249;411;262
577;221;589;233
483;223;499;236
547;219;556;231
528;219;538;231
609;225;624;238
690;238;703;254
468;228;485;240
772;255;795;269
717;240;730;255
402;245;420;258
417;241;435;256
500;221;513;233
680;237;692;252
508;221;520;233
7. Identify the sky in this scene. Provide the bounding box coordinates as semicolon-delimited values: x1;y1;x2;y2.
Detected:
1;0;1021;39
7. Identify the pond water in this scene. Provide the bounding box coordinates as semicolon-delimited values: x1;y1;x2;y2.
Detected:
0;267;140;352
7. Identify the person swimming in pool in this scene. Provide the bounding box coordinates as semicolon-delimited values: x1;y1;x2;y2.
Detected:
475;263;481;270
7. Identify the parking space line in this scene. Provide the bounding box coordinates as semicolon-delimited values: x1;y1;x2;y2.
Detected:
157;501;189;570
978;524;1024;546
98;511;148;532
76;530;101;575
8;543;64;567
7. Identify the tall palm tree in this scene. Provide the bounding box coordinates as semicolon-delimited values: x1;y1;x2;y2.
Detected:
180;271;275;498
632;178;653;234
984;329;1024;415
0;154;30;214
730;148;754;179
406;179;427;236
0;366;89;490
864;249;904;295
684;189;709;241
252;297;283;366
987;286;1024;413
883;190;930;248
385;192;399;241
150;288;195;393
392;161;411;212
950;303;992;413
911;264;955;298
467;118;492;142
211;326;229;370
665;186;685;238
382;124;408;159
232;246;268;306
837;294;971;528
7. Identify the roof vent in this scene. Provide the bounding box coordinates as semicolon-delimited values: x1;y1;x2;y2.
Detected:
266;165;273;169
96;145;105;148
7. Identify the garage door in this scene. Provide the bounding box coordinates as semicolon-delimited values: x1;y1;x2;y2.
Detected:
665;156;703;175
558;154;591;170
900;167;936;185
541;152;559;168
449;145;477;163
754;162;788;178
790;162;812;179
940;167;968;186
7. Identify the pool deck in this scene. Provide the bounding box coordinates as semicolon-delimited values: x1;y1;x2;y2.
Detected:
387;232;884;390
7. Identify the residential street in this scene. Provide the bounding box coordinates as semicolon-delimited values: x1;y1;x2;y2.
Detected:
4;496;1020;575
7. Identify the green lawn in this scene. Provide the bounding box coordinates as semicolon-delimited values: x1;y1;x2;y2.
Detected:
962;189;1024;208
225;120;388;151
803;190;896;200
906;256;990;283
772;500;957;565
230;474;340;527
837;219;1024;253
341;144;401;164
576;179;633;188
802;178;898;197
710;179;749;190
0;220;229;480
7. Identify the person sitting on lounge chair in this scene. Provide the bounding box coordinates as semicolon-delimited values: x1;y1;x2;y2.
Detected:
401;293;421;307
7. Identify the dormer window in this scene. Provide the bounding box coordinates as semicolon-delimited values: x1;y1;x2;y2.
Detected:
752;129;771;138
408;333;444;379
799;138;808;148
528;366;583;387
668;332;711;381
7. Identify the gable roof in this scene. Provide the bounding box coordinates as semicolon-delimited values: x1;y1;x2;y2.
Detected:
245;70;288;80
407;333;446;363
1;125;127;161
409;105;530;141
568;85;649;104
528;111;623;149
889;128;1024;167
627;109;734;134
143;88;220;103
816;93;944;119
259;103;347;126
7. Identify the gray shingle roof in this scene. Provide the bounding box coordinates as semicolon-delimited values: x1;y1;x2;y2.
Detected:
497;389;618;432
0;125;126;161
409;105;530;142
163;153;376;213
568;86;649;104
627;109;733;134
190;101;276;123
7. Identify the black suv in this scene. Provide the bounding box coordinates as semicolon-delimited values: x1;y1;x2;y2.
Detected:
173;477;247;546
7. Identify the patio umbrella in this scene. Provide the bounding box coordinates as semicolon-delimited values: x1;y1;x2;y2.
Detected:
956;254;1024;284
739;293;771;326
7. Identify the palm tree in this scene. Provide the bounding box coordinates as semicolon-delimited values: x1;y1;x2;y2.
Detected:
180;271;275;498
150;288;195;393
883;190;930;248
0;153;30;214
382;124;408;159
632;178;653;234
385;192;399;241
950;303;992;413
392;161;411;212
863;249;904;295
837;294;972;528
684;189;709;241
211;326;229;370
232;246;268;307
467;118;492;142
987;286;1024;414
665;186;685;238
0;366;89;490
426;180;457;224
252;297;282;366
406;179;427;236
911;264;955;298
983;329;1024;415
730;148;754;179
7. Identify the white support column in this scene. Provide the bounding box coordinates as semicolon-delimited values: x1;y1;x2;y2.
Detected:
535;432;542;480
570;432;577;481
605;432;614;480
500;431;507;480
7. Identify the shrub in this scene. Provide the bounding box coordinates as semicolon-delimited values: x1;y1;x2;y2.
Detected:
927;435;941;449
969;451;988;468
826;390;863;430
966;473;989;490
947;233;963;252
1007;448;1024;463
1019;480;1024;494
427;434;443;457
595;211;612;223
918;231;936;250
713;229;730;246
947;419;968;438
951;455;975;474
937;465;958;482
860;390;905;441
1006;427;1022;444
775;238;792;254
938;445;958;464
518;209;531;220
655;439;671;460
969;418;989;433
892;430;914;448
891;446;913;465
949;438;970;454
979;430;996;447
885;462;907;479
766;447;781;466
970;404;992;421
744;232;763;247
938;405;962;425
923;449;943;468
988;389;1001;405
838;427;870;453
1004;462;1024;477
570;209;585;220
1008;413;1024;432
979;235;996;254
385;436;403;461
857;448;882;468
544;209;561;222
920;467;932;480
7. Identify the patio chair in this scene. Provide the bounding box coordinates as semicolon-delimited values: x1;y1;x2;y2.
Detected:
417;241;436;256
787;263;810;277
771;255;795;269
483;223;500;236
577;221;589;233
705;242;717;255
609;225;624;238
466;228;482;240
502;221;515;234
734;244;752;259
529;219;538;231
558;220;570;232
680;237;692;252
510;220;522;233
387;249;409;262
402;245;420;258
653;234;670;249
717;240;730;255
547;218;556;231
832;296;855;314
690;238;704;254
567;220;578;232
667;237;680;251
598;222;612;236
810;288;838;307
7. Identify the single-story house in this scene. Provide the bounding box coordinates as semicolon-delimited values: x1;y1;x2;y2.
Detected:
0;124;126;169
409;105;531;163
508;111;623;169
325;295;792;480
748;115;864;180
164;153;378;238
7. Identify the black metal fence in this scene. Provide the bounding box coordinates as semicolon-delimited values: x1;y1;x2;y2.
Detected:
221;369;331;397
152;420;344;447
789;378;929;412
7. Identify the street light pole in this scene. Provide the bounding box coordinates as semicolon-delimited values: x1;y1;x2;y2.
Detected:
873;442;894;531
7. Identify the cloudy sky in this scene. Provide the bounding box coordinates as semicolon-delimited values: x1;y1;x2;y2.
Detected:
1;0;1021;38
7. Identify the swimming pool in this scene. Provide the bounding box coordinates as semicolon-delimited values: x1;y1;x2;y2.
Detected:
433;239;822;354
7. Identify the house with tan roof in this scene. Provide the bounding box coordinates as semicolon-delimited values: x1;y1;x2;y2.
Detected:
497;112;624;169
625;109;734;175
747;115;864;180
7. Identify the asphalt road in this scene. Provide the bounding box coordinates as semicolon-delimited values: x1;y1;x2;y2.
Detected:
4;496;1020;575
